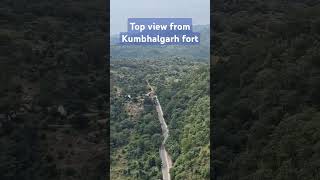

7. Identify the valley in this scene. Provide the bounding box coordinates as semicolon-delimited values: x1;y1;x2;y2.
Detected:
110;58;209;180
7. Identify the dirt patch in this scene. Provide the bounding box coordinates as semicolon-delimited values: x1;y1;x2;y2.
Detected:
124;98;144;119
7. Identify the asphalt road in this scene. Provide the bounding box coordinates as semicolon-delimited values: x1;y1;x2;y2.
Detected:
155;96;172;180
147;80;172;180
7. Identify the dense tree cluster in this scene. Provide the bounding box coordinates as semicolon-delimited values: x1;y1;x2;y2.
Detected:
157;66;210;180
213;1;320;179
111;60;162;179
0;0;107;179
111;59;210;180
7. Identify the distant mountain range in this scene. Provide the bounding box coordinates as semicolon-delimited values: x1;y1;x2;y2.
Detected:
110;24;209;60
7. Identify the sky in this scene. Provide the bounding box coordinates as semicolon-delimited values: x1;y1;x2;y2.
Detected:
110;0;210;35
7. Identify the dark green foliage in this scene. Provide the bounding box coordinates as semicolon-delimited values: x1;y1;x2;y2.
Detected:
0;0;108;179
157;66;210;180
111;59;210;180
111;60;163;179
213;1;320;179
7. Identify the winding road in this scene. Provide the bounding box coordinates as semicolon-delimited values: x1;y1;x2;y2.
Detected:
147;81;172;180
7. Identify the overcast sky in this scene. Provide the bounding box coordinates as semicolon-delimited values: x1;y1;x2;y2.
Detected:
110;0;210;35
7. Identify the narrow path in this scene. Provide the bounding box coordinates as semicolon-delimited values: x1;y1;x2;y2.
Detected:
147;81;172;180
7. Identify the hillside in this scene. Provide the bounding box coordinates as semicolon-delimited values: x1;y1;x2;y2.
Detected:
110;59;210;180
212;0;320;179
157;65;210;179
0;0;108;179
110;25;210;60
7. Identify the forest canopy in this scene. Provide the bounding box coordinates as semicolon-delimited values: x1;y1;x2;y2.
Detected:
212;0;320;179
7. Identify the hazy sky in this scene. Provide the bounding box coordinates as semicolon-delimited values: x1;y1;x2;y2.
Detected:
110;0;210;35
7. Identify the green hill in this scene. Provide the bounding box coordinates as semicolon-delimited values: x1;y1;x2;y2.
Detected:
213;1;320;179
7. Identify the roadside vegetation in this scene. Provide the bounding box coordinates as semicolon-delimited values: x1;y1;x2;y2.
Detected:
111;59;210;180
